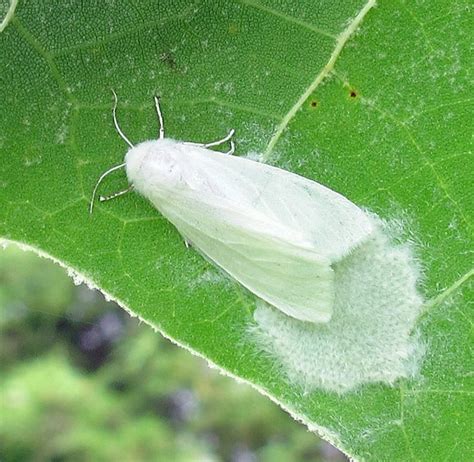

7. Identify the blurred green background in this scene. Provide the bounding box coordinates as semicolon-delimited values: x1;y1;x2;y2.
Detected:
0;245;346;462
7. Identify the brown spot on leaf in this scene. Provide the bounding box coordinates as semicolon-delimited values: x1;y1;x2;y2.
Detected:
159;51;177;70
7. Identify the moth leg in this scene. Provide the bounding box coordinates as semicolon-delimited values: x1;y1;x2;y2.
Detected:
203;129;235;148
89;161;128;214
184;239;192;249
99;184;134;203
153;96;165;139
184;129;235;148
225;140;235;155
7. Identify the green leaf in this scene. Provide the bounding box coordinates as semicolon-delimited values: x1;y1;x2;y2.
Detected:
1;1;471;460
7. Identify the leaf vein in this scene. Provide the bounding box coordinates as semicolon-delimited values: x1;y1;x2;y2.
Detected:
421;267;474;318
262;0;377;159
50;4;197;58
12;18;77;105
238;0;336;39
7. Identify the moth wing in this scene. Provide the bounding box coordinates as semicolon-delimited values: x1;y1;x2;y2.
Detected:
156;192;334;323
134;142;372;322
179;147;374;262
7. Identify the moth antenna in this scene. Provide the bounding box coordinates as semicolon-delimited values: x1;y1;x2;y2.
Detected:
89;162;127;214
111;90;134;148
154;96;165;139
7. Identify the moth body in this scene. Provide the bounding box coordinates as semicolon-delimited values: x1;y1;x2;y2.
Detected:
91;93;374;324
124;138;374;323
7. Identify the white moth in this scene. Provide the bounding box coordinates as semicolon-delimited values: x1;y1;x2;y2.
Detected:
90;92;374;323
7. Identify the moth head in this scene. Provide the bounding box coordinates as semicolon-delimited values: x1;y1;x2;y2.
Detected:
89;92;187;214
125;139;185;196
